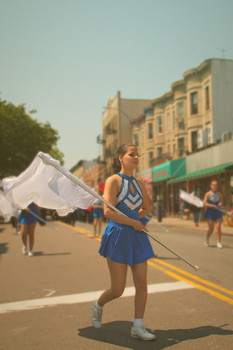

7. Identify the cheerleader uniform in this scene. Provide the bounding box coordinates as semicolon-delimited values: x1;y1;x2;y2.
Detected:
204;191;222;221
93;199;104;218
99;173;155;266
18;203;38;225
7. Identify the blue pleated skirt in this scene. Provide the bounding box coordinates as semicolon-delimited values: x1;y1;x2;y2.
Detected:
204;208;222;221
99;221;155;266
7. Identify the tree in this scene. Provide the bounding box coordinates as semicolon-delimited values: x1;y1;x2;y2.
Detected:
0;100;64;178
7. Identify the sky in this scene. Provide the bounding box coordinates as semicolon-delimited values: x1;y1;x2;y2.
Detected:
1;0;233;170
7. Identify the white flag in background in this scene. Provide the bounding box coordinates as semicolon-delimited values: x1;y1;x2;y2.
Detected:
179;189;204;208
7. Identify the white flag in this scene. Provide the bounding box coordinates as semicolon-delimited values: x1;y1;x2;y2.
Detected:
0;191;19;221
179;189;204;208
2;153;96;216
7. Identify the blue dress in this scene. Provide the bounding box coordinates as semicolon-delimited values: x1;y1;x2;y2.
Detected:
93;199;104;218
99;173;155;266
204;191;223;221
18;203;39;225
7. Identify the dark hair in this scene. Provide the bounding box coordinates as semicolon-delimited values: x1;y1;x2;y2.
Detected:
112;144;135;173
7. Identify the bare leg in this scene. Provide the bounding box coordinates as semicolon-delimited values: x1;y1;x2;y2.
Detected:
28;222;37;251
93;218;97;236
215;219;222;243
98;217;103;236
206;220;214;239
98;258;128;307
21;224;28;246
131;260;148;319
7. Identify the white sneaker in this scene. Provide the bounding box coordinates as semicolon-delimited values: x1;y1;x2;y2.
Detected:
204;238;209;247
22;246;27;255
91;301;103;328
131;326;156;341
217;242;223;249
28;250;34;257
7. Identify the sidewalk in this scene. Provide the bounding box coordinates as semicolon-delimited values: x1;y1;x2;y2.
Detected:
150;215;233;236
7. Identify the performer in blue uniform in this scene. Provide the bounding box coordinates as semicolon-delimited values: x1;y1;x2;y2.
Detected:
91;144;156;341
203;180;224;248
18;202;39;256
92;191;104;237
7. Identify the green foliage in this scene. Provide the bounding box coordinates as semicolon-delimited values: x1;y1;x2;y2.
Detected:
0;100;64;178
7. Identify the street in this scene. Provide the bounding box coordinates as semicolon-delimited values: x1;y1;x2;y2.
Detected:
0;218;233;350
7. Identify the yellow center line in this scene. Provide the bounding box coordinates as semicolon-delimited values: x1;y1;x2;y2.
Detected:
59;221;233;304
58;222;101;241
151;258;233;297
148;261;233;305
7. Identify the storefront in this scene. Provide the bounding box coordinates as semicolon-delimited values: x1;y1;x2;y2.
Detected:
167;162;233;214
150;158;186;215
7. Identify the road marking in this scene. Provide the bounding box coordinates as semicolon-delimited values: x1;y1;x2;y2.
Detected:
59;222;233;305
148;261;233;305
44;289;56;297
0;281;193;314
152;258;233;297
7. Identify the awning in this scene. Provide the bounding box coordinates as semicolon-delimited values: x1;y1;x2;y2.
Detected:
152;158;186;183
167;162;233;184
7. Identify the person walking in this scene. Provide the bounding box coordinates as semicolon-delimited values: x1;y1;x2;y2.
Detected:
203;180;224;248
19;202;40;256
91;144;156;341
92;190;104;238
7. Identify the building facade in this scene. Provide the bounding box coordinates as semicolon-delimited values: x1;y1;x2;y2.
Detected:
132;58;233;174
101;91;151;179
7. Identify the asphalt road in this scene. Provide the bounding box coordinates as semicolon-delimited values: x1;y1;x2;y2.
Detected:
0;218;233;350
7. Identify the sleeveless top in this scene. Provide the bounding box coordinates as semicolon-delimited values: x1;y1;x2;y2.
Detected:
99;173;155;266
204;191;222;221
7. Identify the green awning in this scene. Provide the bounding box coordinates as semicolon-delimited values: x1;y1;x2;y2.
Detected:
152;158;186;182
167;162;233;184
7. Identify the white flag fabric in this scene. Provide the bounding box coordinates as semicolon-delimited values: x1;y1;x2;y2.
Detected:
179;189;204;208
2;154;96;216
0;191;19;221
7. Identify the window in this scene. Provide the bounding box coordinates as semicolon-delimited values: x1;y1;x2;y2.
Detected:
172;110;176;129
148;151;153;165
168;144;171;155
148;123;153;139
157;147;162;157
190;92;198;115
133;133;139;146
177;102;185;129
178;138;185;156
191;131;198;152
156;116;162;134
177;102;184;118
167;112;170;132
205;86;210;111
173;143;176;154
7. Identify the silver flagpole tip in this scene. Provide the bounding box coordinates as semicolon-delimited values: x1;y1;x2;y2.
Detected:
194;265;199;271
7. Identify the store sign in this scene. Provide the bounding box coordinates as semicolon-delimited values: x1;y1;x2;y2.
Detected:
153;169;168;179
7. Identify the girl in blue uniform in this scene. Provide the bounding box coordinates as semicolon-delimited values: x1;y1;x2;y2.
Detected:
92;190;104;237
203;180;224;248
91;144;156;341
19;202;39;256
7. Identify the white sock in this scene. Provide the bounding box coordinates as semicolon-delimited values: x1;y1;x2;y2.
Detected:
133;318;143;328
94;300;103;310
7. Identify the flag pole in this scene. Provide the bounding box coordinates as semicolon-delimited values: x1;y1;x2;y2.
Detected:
38;152;199;271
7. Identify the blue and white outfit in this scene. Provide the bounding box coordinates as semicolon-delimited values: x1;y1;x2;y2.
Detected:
18;202;39;225
204;191;222;221
93;199;104;218
99;173;155;266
